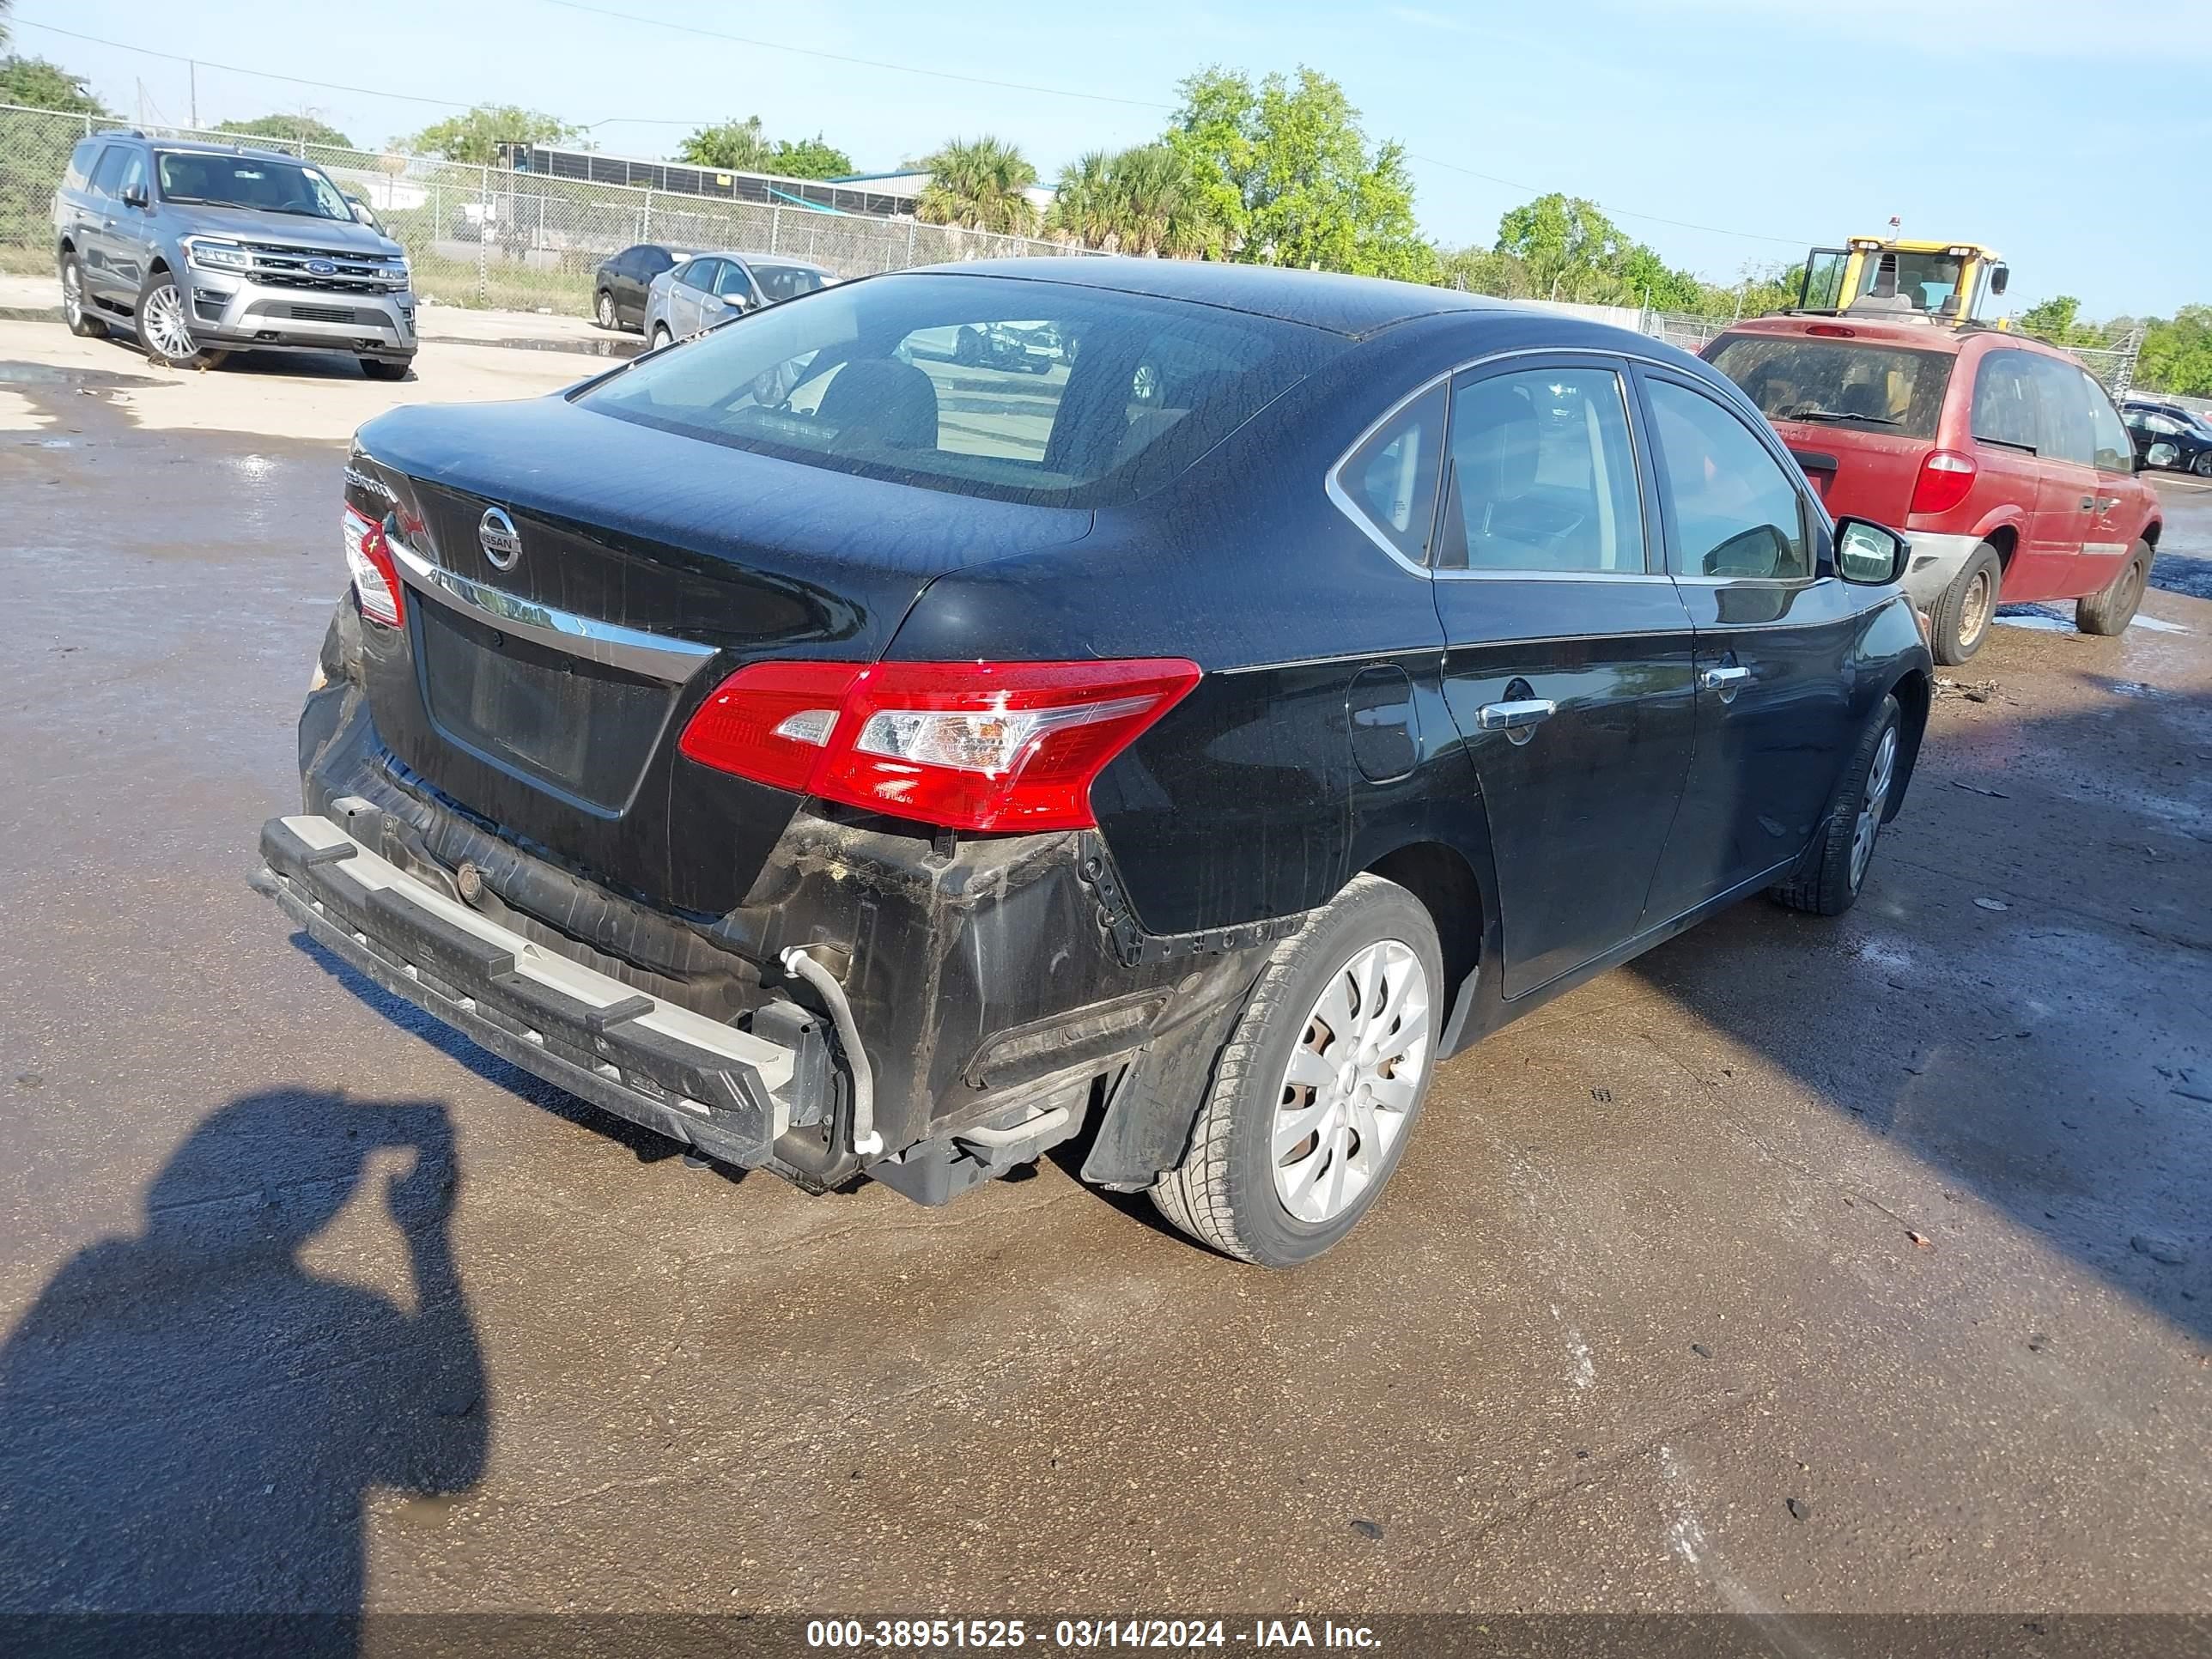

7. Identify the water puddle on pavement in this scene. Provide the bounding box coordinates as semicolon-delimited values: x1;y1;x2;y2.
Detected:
1994;607;2074;633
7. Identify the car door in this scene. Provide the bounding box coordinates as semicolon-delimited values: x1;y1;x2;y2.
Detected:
100;149;155;295
626;246;672;323
707;258;758;325
78;145;130;300
2019;352;2104;602
1425;355;1698;999
1633;366;1860;921
665;258;713;337
2076;368;2142;589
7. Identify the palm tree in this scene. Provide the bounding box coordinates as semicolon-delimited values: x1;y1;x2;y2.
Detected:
1107;144;1218;259
915;136;1039;236
1046;150;1119;250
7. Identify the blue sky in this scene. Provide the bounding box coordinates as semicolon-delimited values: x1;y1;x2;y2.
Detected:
15;0;2206;318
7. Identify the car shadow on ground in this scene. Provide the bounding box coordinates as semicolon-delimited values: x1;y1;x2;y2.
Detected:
1622;679;2211;1347
0;1091;488;1654
78;322;404;383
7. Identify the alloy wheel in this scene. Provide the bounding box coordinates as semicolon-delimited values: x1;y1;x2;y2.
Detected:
141;282;198;363
62;263;84;329
1850;725;1898;890
2195;451;2212;477
597;292;616;329
1272;939;1432;1224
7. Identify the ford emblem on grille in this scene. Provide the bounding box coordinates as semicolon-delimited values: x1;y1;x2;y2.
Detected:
306;259;337;276
478;507;523;570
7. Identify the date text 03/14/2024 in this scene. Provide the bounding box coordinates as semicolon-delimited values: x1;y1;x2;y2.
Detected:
803;1619;1382;1649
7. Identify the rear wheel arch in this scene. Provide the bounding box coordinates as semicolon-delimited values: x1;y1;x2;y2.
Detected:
1982;524;2019;573
2142;519;2161;550
1364;841;1485;1056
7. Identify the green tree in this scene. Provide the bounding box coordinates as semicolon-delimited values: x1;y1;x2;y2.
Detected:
2138;306;2212;397
766;134;853;180
214;112;356;150
400;104;576;164
1047;143;1219;258
914;135;1038;234
0;53;106;114
1167;65;1433;280
679;115;770;172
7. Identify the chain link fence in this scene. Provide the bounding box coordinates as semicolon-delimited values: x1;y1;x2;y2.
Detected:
1;103;1088;313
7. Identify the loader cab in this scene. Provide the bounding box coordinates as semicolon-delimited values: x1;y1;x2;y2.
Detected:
1798;240;2008;327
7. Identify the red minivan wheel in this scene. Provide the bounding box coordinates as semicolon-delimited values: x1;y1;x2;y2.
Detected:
1930;544;2002;665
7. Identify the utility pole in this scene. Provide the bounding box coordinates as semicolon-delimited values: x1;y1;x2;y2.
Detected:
189;61;198;129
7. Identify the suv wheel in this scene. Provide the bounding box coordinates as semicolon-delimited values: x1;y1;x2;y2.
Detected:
359;358;411;382
1930;543;2001;665
61;253;107;339
1771;693;1901;917
135;270;217;369
2076;540;2152;637
1151;873;1443;1267
595;290;618;330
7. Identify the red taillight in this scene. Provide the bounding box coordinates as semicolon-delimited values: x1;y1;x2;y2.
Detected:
1908;448;1978;517
678;658;1203;832
342;503;405;628
1806;324;1857;337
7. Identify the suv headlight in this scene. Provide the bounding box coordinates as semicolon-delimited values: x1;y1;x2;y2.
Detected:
182;237;252;273
379;258;411;286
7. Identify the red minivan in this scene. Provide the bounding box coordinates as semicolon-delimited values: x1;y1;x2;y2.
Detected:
1705;319;2163;662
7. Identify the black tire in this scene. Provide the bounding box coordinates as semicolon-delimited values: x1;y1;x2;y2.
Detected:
1771;694;1903;918
133;269;217;368
359;357;411;382
1150;873;1444;1267
595;289;618;331
60;252;107;338
2076;540;2151;636
651;325;672;351
1929;543;2001;665
2193;450;2212;478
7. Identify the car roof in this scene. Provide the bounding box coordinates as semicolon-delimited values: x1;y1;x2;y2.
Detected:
1713;313;2099;368
137;137;313;160
914;257;1516;338
697;250;830;272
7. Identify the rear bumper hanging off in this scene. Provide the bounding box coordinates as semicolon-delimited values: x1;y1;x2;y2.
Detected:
252;811;824;1171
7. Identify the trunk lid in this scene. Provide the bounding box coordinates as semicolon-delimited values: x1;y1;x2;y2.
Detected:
347;395;1092;916
1770;418;1924;527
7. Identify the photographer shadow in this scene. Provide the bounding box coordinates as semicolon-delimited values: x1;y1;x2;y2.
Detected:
0;1091;487;1647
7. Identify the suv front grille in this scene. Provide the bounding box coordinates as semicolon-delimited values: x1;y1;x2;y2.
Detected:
245;242;398;295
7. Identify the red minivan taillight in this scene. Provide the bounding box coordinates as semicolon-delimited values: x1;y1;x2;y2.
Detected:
1908;448;1978;517
342;503;405;628
678;658;1204;832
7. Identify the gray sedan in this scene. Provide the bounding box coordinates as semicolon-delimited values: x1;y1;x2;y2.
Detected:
643;251;835;348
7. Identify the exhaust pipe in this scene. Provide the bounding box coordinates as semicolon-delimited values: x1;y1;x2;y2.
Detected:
779;946;882;1157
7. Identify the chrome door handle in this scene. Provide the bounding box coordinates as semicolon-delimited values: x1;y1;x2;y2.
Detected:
1700;665;1751;703
1475;697;1556;745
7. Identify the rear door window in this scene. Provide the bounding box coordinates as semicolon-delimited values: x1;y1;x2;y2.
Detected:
87;147;130;199
1706;334;1953;439
1970;349;2042;452
1437;365;1646;574
1645;377;1811;580
2026;355;2095;466
673;258;714;293
580;271;1342;507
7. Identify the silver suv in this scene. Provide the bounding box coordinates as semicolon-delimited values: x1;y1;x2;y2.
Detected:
54;133;417;379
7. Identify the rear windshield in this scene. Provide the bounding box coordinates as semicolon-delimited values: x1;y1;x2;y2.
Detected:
1707;334;1954;440
578;271;1344;507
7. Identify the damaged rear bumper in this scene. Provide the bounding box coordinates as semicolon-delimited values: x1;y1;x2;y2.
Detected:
252;808;840;1178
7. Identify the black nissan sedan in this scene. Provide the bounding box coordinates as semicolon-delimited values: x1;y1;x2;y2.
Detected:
257;259;1929;1267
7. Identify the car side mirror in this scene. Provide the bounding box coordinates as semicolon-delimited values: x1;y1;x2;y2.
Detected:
1989;264;2009;297
347;198;378;227
1835;517;1907;586
2147;441;2178;470
121;182;149;210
